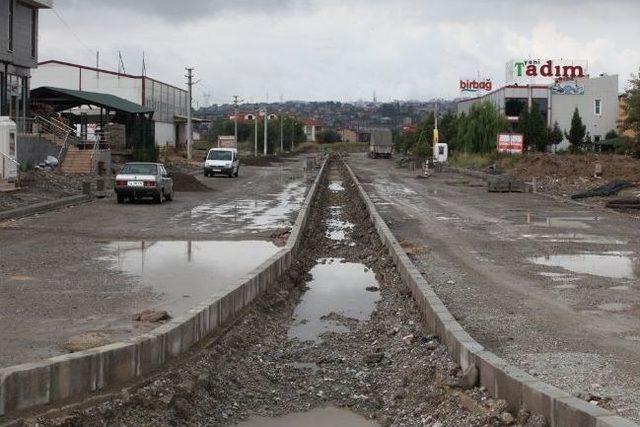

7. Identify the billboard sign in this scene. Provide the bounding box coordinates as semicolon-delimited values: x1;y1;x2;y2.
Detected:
550;80;585;95
217;135;237;148
497;133;524;154
506;59;588;85
459;78;492;94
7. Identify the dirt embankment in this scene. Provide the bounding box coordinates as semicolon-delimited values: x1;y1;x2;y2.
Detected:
504;154;640;197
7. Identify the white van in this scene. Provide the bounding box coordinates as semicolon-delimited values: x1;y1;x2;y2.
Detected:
204;148;240;177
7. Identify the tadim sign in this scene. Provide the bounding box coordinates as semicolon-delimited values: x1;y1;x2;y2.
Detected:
506;59;588;85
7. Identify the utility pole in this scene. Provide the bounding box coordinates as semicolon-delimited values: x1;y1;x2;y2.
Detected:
291;117;295;152
263;105;268;156
254;113;258;157
185;67;195;160
280;113;284;153
232;95;241;144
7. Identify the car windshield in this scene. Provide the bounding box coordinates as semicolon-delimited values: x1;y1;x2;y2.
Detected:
208;150;232;161
120;164;158;175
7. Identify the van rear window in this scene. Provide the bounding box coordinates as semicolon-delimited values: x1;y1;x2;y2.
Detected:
208;151;232;161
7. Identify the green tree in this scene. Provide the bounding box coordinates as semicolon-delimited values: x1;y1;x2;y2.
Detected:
318;129;341;143
458;101;509;153
518;104;548;152
439;110;460;151
620;68;640;156
564;107;587;152
411;130;431;159
548;121;564;153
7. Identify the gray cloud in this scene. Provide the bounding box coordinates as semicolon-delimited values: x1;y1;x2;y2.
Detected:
39;0;640;103
72;0;301;20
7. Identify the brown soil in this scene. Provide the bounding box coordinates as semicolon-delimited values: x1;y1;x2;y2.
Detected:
169;170;212;192
505;154;640;182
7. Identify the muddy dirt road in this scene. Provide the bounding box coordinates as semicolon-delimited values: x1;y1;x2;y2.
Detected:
349;154;640;421
29;161;530;427
0;159;309;368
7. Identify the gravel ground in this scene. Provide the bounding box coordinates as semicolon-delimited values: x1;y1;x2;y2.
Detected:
0;170;83;212
25;160;544;427
350;154;640;422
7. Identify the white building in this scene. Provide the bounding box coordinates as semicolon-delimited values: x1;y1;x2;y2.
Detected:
31;60;189;147
457;74;619;149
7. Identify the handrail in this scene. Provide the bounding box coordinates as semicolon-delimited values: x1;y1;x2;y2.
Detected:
0;150;19;166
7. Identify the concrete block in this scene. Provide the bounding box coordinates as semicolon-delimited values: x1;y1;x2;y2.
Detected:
520;377;568;419
595;415;640;427
99;343;137;388
553;396;611;427
131;333;165;377
49;350;101;402
0;362;51;415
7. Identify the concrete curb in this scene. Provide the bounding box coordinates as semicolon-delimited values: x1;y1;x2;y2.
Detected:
0;194;91;222
0;161;327;420
344;162;637;427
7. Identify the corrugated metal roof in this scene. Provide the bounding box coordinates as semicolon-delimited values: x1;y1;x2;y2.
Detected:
31;87;155;115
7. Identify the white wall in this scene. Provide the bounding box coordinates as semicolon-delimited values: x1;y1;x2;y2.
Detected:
155;121;175;147
32;62;143;105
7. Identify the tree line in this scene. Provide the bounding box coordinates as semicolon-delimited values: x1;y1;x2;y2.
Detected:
397;67;640;157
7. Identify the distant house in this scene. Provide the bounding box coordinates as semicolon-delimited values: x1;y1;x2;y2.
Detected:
338;128;357;142
302;118;322;142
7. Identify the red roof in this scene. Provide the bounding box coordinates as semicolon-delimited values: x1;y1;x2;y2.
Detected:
301;118;322;126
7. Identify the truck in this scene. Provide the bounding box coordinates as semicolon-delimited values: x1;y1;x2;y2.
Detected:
369;128;393;158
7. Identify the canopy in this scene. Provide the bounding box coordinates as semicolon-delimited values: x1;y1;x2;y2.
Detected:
31;86;154;115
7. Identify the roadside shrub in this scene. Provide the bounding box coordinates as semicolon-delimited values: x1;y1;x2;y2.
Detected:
605;129;618;140
132;148;159;162
18;161;34;172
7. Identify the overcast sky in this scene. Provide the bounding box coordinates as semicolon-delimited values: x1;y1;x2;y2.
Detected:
39;0;640;105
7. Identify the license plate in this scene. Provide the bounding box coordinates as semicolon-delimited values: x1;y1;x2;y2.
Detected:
128;181;144;187
212;169;221;172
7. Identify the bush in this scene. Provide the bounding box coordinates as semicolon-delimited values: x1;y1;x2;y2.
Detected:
132;148;158;162
317;129;341;143
605;129;618;140
18;161;34;172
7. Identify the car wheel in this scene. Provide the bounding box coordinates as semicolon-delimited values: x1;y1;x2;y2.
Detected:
117;194;124;204
165;190;173;201
235;167;239;177
154;191;163;204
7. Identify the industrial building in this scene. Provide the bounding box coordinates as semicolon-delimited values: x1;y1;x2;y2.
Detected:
31;60;189;147
457;74;619;149
1;0;52;121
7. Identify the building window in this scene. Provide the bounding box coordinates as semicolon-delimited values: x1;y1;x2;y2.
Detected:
8;0;14;52
594;99;602;115
31;8;37;57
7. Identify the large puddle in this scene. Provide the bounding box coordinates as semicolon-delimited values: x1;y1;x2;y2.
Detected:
100;240;280;315
530;252;639;279
174;180;307;233
236;406;379;426
288;258;380;342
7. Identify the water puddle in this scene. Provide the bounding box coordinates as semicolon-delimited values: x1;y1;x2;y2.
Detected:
288;258;380;342
524;215;600;229
291;361;321;373
521;233;626;245
529;252;639;279
236;406;379;427
554;284;577;290
174;180;307;233
328;181;345;192
99;240;279;315
598;302;632;312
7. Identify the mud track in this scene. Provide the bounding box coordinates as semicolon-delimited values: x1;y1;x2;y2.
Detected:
31;160;535;426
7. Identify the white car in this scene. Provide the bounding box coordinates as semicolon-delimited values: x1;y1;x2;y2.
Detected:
204;148;240;177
